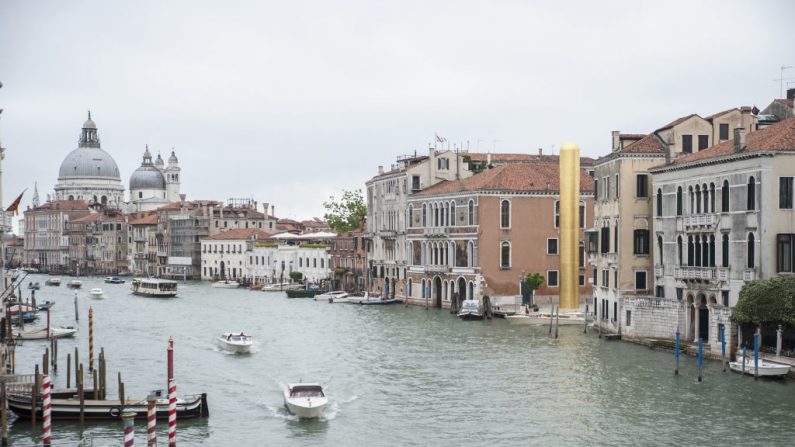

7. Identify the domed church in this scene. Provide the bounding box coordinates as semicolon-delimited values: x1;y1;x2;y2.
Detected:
129;144;181;211
54;112;125;206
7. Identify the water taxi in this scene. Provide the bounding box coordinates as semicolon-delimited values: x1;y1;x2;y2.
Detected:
283;383;327;418
131;278;178;298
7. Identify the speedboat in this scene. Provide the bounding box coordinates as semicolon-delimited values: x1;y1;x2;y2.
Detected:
212;280;240;289
457;300;483;320
314;291;348;301
262;283;301;292
217;332;253;353
104;276;125;284
28;282;41;290
45;278;61;286
67;280;82;289
357;293;400;305
89;288;104;298
507;308;585;325
729;355;791;377
328;295;358;304
283;383;328;418
14;326;77;340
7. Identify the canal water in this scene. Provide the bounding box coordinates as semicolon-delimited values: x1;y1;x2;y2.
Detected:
8;274;795;446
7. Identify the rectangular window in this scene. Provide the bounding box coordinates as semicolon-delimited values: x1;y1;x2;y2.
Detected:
626;310;632;327
636;174;648;198
722;290;729;307
578;274;585;286
579;243;585;268
780;177;794;209
412;175;421;192
655;286;664;298
579;203;585;228
595;179;599;201
547;238;559;255
633;229;649;255
682;134;693;153
615;174;620;199
777;234;795;273
698;135;709;150
602;270;609;288
600;226;610;254
676;287;683;301
614;270;618;290
547;270;559;287
635;271;647;291
593;268;598;286
719;123;729;140
605;177;611;200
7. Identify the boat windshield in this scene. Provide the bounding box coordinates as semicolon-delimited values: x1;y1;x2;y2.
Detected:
290;386;324;398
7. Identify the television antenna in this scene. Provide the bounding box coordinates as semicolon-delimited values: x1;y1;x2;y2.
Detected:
773;65;794;98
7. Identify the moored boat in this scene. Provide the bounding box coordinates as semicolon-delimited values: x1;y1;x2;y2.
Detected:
14;326;77;340
217;332;253;353
261;283;300;292
357;293;400;305
314;291;348;301
211;280;240;289
28;282;41;290
67;280;82;289
104;276;125;284
131;278;178;298
729;355;791;377
506;309;585;325
89;288;104;298
283;383;327;418
45;278;61;286
457;300;483;320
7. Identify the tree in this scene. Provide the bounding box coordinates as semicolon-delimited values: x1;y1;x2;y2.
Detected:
523;273;545;306
289;271;303;282
731;276;795;327
323;189;367;233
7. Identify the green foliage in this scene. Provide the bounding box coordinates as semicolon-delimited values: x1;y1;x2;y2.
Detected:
289;271;303;282
255;242;278;248
300;243;329;249
525;273;545;291
323;189;367;233
731;276;795;326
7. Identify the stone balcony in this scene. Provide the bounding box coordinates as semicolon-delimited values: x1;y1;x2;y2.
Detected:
716;267;729;281
743;269;756;282
423;227;450;238
683;214;718;229
674;266;715;281
424;265;450;274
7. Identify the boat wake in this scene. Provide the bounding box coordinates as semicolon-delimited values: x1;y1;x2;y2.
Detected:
262;402;298;421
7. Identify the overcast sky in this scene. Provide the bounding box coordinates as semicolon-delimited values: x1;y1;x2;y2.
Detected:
1;0;793;224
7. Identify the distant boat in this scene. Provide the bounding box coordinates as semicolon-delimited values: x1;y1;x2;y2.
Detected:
104;276;125;284
211;280;240;289
729;355;790;377
67;280;82;289
314;291;348;301
14;326;77;340
283;383;328;419
36;301;55;311
131;278;178;298
89;288;104;299
357;293;400;305
217;332;253;353
45;278;61;286
457;300;483;320
249;284;264;291
28;282;41;290
261;283;300;292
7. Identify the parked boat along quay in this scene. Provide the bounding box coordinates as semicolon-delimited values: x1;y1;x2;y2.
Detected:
6;274;795;446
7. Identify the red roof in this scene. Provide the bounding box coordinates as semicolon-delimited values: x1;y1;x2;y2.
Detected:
70;214;101;223
129;214;159;225
619;133;667;154
414;162;594;196
33;200;90;211
203;228;272;241
670;117;795;166
467;152;595;166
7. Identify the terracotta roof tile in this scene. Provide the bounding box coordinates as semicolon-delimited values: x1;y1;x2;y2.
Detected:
618;133;666;154
203;228;272;241
414;162;594;196
129;214;159;225
70;214;101;223
467;152;595;166
669;117;795;166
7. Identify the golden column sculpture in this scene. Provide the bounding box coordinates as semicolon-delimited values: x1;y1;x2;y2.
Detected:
559;141;580;311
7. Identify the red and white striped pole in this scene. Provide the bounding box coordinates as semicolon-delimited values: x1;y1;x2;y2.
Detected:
167;379;176;447
42;375;52;446
167;337;174;394
122;410;137;447
147;395;157;447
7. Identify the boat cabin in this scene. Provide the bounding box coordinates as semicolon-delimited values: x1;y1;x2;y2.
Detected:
289;385;325;398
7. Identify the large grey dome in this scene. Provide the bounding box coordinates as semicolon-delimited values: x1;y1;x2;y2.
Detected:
130;165;166;190
58;146;121;180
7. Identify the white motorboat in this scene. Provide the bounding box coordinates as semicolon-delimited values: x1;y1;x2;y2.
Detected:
328;295;358;304
131;278;178;297
506;309;586;325
212;280;240;289
67;280;82;289
283;383;328;418
261;283;300;292
729;355;791;377
45;278;61;286
217;332;253;353
457;300;483;320
314;291;348;301
14;326;77;340
104;276;125;284
89;288;104;298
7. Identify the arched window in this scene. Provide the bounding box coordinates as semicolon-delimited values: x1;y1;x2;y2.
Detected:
702;183;708;214
68;195;74;201
500;200;510;228
422;204;427;227
500;241;510;268
695;185;702;214
747;233;755;268
656;189;663;217
657;235;663;264
687;235;694;266
709;235;715;267
677;236;683;265
468;200;475;225
747;176;756;210
469;240;476;267
721;180;730;212
688;186;694;214
722;234;729;267
709;183;715;212
676;187;683;216
421;279;426;298
408;205;413;228
450;202;456;227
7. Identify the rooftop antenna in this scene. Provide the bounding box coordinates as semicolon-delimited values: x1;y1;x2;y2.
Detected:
774;65;794;98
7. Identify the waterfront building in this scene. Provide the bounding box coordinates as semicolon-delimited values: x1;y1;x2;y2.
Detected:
128;213;159;275
155;200;218;279
84;210;128;275
589;107;757;335
200;228;271;280
644;117;795;351
329;225;367;292
23;200;91;270
246;238;331;285
365;149;473;300
405;161;594;308
210;198;276;234
54;114;124;207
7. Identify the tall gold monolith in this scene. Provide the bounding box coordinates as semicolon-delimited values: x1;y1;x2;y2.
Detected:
559;141;580;311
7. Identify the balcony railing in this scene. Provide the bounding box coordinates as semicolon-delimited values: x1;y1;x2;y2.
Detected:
743;269;755;282
424;265;450;274
683;214;718;229
423;227;450;237
716;267;729;281
674;266;715;280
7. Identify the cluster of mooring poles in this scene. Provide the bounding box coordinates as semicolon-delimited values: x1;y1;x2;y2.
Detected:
674;325;768;382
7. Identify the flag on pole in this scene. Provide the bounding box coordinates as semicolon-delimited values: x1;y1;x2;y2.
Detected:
6;189;26;215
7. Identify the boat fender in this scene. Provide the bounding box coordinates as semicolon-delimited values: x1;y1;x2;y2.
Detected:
109;406;122;418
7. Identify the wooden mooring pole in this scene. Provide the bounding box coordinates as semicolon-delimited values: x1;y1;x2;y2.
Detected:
674;327;680;376
78;363;85;424
31;365;39;429
697;337;704;382
554;306;560;339
74;292;79;321
67;353;72;389
1;381;8;447
583;304;588;334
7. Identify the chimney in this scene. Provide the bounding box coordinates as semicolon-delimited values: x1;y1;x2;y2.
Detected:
271;205;275;218
538;148;543;156
734;127;747;153
262;202;269;216
487;153;492;166
378;165;384;175
611;131;620;152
